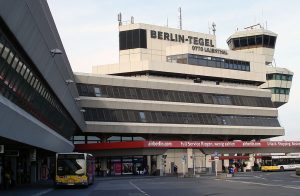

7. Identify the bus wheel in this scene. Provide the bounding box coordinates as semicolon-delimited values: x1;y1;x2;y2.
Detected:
280;166;284;172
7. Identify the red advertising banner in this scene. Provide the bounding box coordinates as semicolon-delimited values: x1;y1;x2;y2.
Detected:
75;140;300;151
145;141;300;148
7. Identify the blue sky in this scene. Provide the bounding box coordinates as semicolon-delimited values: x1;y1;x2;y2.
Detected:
48;0;300;140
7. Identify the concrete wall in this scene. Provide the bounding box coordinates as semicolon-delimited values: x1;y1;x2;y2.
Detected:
0;94;73;152
0;0;85;131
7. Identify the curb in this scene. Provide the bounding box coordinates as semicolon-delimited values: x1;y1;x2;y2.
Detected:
290;174;300;178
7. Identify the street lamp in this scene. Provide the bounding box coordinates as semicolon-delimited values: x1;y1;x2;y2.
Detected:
74;97;81;101
80;109;86;113
50;48;63;57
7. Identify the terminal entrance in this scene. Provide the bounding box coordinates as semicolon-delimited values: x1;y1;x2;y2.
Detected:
95;155;158;176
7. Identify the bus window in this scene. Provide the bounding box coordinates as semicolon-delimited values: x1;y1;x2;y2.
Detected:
57;154;86;176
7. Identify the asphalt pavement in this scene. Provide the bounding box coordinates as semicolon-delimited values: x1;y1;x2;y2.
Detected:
1;171;300;196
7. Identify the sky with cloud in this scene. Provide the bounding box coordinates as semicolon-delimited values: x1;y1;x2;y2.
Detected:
48;0;300;140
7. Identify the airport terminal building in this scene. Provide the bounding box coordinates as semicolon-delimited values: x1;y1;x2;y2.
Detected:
0;0;85;185
74;22;293;175
0;0;295;183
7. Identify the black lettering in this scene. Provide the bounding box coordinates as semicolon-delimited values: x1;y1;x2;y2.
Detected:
164;32;170;40
188;36;193;44
175;34;178;42
170;33;175;41
178;35;185;43
150;30;157;38
158;31;163;39
193;37;199;45
210;40;215;47
205;39;209;46
199;38;204;46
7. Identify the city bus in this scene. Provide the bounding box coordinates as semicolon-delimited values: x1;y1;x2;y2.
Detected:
261;154;300;172
55;152;95;186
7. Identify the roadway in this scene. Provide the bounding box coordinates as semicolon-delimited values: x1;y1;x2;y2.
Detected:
2;171;300;196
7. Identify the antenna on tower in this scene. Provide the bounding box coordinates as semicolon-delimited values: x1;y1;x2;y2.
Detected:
166;17;169;27
208;22;211;34
178;7;182;30
212;22;216;35
131;16;134;24
118;12;122;26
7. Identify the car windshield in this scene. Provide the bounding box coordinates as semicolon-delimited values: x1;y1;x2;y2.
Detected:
57;154;86;176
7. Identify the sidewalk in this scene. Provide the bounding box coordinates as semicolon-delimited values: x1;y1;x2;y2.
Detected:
0;180;54;196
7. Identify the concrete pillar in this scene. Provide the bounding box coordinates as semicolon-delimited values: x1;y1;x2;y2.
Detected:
156;155;163;176
187;148;193;174
248;154;254;171
147;155;151;174
100;158;107;170
223;154;229;172
205;154;212;173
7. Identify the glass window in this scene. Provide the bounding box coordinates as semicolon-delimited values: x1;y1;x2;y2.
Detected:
138;111;146;122
140;29;147;49
275;74;281;80
269;36;276;48
0;42;4;53
108;136;121;142
94;87;101;97
248;36;255;46
30;76;35;86
26;71;33;82
15;61;23;73
130;88;138;99
267;74;274;80
119;31;127;50
133;137;145;141
233;38;240;48
132;29;139;49
122;136;133;141
1;47;10;59
207;60;216;67
188;57;198;65
256;35;263;45
20;64;27;76
126;30;133;49
6;51;14;65
240;37;248;47
263;35;270;46
11;56;19;69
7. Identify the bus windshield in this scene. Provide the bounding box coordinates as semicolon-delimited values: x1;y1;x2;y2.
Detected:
57;154;86;176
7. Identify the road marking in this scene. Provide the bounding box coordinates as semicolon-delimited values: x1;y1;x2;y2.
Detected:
31;188;54;196
129;181;150;196
253;176;266;180
223;179;300;190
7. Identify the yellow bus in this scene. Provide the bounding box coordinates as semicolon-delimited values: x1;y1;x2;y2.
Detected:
55;153;95;186
261;154;300;172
